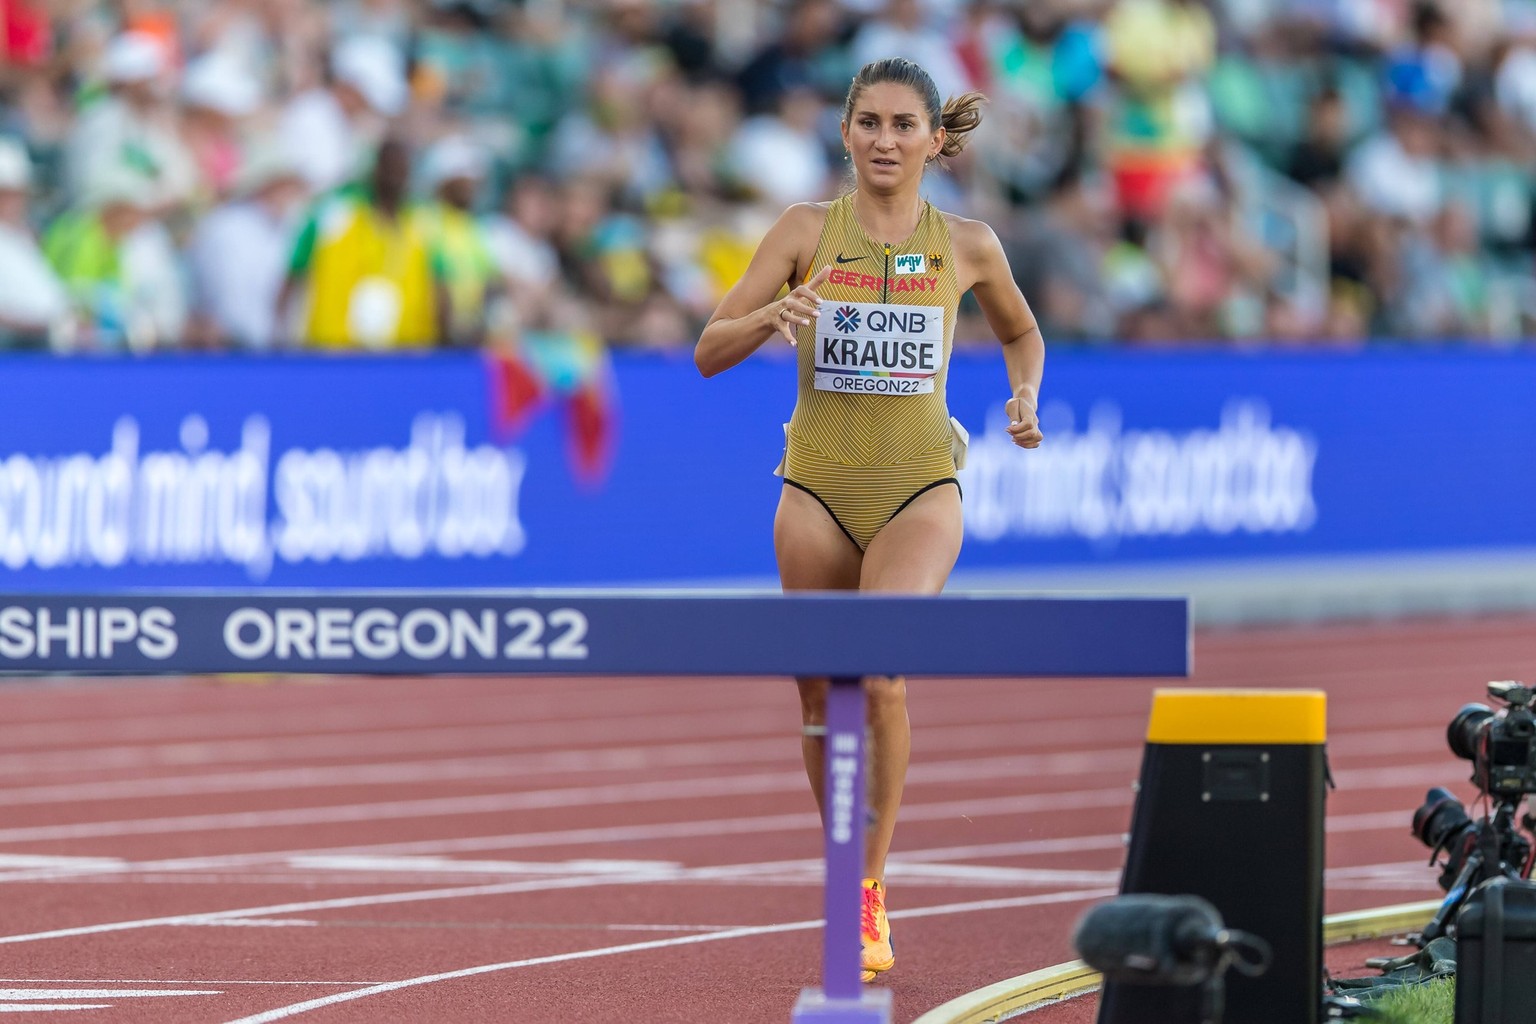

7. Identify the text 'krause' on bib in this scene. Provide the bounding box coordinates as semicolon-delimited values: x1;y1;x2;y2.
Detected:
814;301;944;396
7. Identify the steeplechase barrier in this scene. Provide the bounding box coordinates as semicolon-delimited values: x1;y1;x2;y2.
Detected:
0;590;1190;1023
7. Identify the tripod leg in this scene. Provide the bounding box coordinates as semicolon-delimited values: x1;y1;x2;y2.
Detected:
1419;854;1483;943
1199;975;1224;1024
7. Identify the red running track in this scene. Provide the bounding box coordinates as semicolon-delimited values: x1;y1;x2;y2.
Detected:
0;615;1528;1023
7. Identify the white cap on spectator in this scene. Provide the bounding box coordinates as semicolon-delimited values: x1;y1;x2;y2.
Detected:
0;137;32;190
182;53;261;117
81;168;153;210
103;31;167;85
235;142;306;196
333;38;408;116
422;135;487;190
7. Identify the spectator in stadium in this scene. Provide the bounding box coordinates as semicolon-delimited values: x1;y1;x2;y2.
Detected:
1149;172;1276;340
545;63;674;209
328;0;415;54
482;171;577;336
696;56;1043;988
1344;81;1446;227
43;169;186;351
549;173;687;346
660;78;744;205
726;84;836;205
64;31;197;218
413;0;512;123
1003;170;1116;343
1102;0;1217;226
849;0;972;101
1286;86;1352;191
185;144;309;350
0;137;68;350
962;1;1103;205
276;136;441;349
1430;200;1497;338
735;0;849;116
178;51;263;204
419;134;500;348
278;35;407;195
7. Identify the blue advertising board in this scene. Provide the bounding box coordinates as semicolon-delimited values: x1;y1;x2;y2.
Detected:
0;348;1532;590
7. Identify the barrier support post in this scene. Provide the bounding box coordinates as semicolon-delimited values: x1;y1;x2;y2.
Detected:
793;675;892;1023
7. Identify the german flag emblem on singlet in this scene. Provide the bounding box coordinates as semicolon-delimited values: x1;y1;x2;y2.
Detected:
927;253;944;271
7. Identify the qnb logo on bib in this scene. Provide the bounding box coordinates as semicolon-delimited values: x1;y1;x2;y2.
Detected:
814;301;943;396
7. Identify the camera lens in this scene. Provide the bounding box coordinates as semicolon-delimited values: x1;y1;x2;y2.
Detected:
1412;787;1471;850
1448;703;1494;761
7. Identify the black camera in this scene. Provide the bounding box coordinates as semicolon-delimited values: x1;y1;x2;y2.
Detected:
1409;681;1536;943
1411;786;1504;892
1447;681;1536;797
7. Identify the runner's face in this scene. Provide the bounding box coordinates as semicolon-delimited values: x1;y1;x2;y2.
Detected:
842;83;943;190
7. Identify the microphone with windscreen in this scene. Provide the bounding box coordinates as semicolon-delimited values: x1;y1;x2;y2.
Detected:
1071;894;1273;1024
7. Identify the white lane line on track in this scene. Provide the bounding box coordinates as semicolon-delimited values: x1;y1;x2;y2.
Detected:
0;981;381;987
288;857;683;876
0;870;685;946
0;991;220;999
888;864;1120;886
171;919;318;928
0;856;124;872
0;772;814;845
0;1003;110;1011
219;887;1117;1024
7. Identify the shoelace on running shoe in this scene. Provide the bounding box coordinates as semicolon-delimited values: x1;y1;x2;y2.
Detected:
861;885;883;941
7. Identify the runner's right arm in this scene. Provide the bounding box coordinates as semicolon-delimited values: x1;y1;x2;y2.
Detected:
696;204;827;377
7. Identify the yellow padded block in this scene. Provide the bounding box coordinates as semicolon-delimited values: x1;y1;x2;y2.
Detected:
1146;688;1326;744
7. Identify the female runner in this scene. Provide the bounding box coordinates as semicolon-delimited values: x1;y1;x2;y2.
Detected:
695;56;1044;983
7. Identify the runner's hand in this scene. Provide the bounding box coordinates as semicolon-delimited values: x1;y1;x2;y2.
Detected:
1006;395;1042;449
772;266;832;347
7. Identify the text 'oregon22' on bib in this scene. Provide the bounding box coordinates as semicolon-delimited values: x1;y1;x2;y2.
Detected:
813;300;944;396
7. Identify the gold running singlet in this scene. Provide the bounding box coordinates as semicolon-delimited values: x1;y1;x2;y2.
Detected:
776;194;966;550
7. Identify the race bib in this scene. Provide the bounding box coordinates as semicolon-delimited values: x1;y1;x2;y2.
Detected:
814;301;943;395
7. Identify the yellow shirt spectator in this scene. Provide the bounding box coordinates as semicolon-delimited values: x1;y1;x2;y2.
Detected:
287;184;438;349
420;201;497;344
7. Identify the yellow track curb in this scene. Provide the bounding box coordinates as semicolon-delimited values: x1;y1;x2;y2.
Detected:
910;899;1441;1024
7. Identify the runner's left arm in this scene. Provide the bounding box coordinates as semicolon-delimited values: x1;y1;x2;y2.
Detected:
962;219;1043;450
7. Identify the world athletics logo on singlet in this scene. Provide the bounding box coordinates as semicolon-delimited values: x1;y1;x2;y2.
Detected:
814;300;943;395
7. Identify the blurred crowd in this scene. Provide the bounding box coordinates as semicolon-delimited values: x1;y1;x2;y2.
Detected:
3;0;1536;353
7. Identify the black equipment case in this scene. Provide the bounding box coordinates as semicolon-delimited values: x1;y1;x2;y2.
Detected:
1455;876;1536;1024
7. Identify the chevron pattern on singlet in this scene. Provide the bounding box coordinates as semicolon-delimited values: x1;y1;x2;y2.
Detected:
789;195;959;465
781;194;962;549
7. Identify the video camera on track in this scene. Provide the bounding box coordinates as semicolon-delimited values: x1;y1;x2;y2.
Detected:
1410;681;1536;943
1446;681;1536;797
